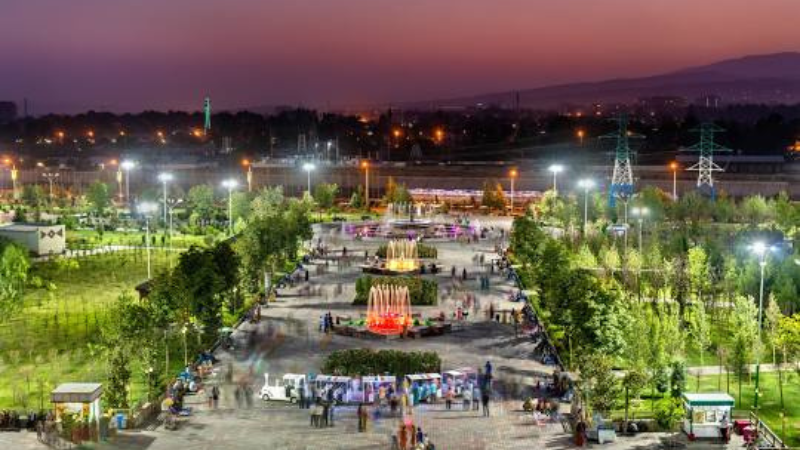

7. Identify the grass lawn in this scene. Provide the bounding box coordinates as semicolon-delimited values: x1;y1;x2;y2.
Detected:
67;229;210;250
616;371;800;447
0;249;189;410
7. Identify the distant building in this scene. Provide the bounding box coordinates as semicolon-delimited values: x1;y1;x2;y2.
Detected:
0;101;17;124
0;224;66;256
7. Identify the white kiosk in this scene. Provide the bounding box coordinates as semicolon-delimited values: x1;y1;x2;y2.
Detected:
682;393;735;439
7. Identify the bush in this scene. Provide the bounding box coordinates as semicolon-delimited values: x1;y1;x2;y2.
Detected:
654;397;685;431
321;349;441;377
375;243;438;259
353;276;438;306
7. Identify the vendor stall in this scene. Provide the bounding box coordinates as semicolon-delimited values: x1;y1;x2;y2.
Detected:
51;383;103;423
682;393;735;440
313;375;355;403
360;375;396;403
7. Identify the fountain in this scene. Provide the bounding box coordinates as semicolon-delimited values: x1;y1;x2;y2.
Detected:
385;239;419;273
366;285;413;335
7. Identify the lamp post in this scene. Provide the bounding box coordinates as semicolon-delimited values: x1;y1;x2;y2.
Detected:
221;179;238;236
509;168;518;213
121;160;136;205
243;159;253;192
181;325;188;367
631;206;649;255
42;172;59;200
577;129;585;146
578;179;594;232
750;241;775;410
302;162;315;196
139;202;158;279
670;162;679;200
548;164;564;196
158;172;173;229
361;160;370;210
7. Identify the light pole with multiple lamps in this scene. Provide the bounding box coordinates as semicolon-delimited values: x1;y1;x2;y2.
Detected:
302;162;315;196
42;172;60;200
121;160;136;205
750;241;776;411
222;179;238;236
578;179;595;231
138;201;158;279
631;206;650;254
548;164;564;195
158;172;173;228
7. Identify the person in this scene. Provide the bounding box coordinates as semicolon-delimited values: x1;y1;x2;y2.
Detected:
575;419;587;446
720;413;730;443
444;386;454;410
462;268;467;280
357;404;366;432
416;426;424;446
211;385;219;409
399;422;408;450
298;380;307;409
311;401;321;427
481;390;490;417
462;383;472;410
484;361;493;382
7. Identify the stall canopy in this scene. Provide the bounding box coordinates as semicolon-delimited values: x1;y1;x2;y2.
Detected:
683;393;735;407
406;373;441;382
51;383;103;404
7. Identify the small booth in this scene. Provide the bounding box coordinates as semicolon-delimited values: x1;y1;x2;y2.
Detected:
406;373;441;404
51;383;103;423
313;375;355;403
360;375;396;404
442;368;478;396
682;393;735;440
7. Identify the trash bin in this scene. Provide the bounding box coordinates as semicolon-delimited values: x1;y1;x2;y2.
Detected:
115;413;127;430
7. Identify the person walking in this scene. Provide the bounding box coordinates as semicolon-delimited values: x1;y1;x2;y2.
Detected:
481;390;490;417
462;383;472;411
444;386;454;410
357;404;366;432
211;385;220;409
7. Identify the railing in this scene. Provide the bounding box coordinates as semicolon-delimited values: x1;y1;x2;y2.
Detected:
749;411;791;449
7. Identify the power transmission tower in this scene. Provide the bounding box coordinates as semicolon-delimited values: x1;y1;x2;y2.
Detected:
603;114;640;208
683;123;730;200
203;97;212;135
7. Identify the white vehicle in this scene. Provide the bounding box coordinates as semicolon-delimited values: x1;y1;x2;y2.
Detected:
260;373;306;402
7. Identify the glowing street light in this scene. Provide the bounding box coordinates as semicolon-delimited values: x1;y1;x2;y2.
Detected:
139;201;158;279
749;241;777;410
578;179;595;231
548;164;564;195
361;160;370;210
670;162;679;200
121;160;136;205
242;159;253;192
631;206;650;254
302;162;316;196
158;172;173;229
577;129;585;146
222;179;238;236
509;168;518;213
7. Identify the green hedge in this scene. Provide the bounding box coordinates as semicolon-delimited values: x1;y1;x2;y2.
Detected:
353;275;438;306
321;349;441;377
374;243;438;259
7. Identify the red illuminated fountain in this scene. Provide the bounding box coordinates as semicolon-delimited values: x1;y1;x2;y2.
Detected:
366;285;412;335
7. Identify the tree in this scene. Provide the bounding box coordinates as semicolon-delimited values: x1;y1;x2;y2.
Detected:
349;186;365;209
230;191;252;225
481;180;506;211
86;181;112;215
212;241;242;313
686;303;711;390
577;353;620;416
739;195;772;226
622;367;649;426
313;183;339;210
687;246;710;304
187;185;216;226
21;185;45;208
175;246;224;343
383;177;411;204
0;238;30;319
776;314;800;365
669;360;687;399
729;295;759;404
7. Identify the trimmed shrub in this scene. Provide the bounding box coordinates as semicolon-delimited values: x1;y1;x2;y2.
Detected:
321;349;441;377
353;275;438;306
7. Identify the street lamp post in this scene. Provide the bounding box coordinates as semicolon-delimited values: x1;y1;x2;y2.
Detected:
631;207;649;255
222;179;238;236
42;172;60;200
158;172;173;229
181;325;188;368
509;168;518;213
548;164;564;196
751;241;774;410
361;161;370;210
670;162;679;200
302;162;315;196
578;179;594;232
139;202;158;279
243;160;253;192
121;160;136;205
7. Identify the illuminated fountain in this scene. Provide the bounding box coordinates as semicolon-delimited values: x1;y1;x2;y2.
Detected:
385;239;419;273
366;285;413;335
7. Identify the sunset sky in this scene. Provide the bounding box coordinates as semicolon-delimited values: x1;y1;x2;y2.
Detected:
1;0;798;113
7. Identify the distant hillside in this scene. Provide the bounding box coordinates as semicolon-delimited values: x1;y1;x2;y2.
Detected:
405;52;800;110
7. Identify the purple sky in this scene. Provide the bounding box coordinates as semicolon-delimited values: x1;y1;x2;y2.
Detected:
1;0;798;114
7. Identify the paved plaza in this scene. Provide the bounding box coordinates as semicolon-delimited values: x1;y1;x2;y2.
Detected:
1;218;743;449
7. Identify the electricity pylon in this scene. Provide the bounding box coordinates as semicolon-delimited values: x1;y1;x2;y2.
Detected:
683;123;730;200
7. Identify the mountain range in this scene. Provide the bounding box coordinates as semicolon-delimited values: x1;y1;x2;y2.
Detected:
402;52;800;110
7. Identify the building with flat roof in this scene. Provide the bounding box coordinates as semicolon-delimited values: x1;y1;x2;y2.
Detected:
0;223;66;256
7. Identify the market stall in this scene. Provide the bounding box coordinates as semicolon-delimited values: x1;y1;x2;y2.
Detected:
51;383;103;423
682;393;735;440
